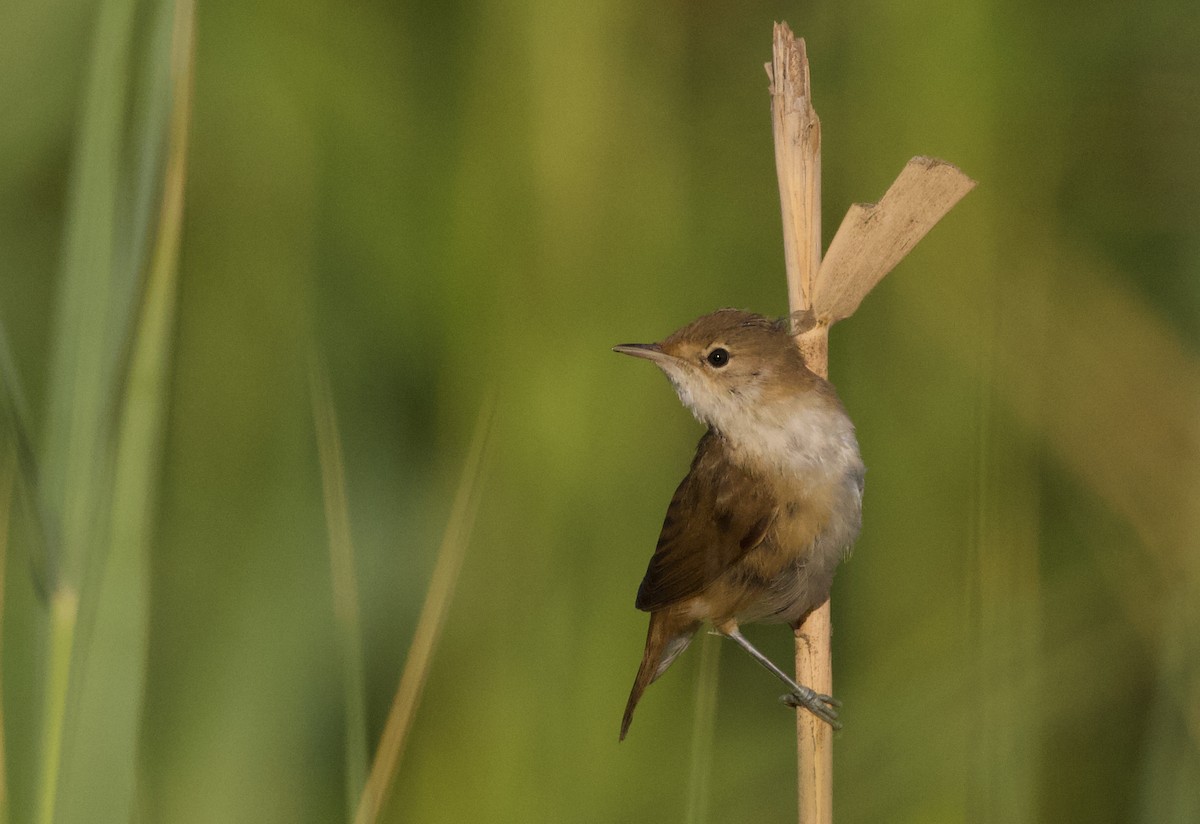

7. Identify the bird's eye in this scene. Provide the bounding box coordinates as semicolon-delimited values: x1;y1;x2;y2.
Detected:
706;348;730;368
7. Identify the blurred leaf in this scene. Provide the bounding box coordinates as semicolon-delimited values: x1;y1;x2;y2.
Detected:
35;0;139;814
1137;588;1200;823
685;632;720;824
0;451;14;824
0;318;50;592
356;395;494;824
38;0;193;822
310;354;368;819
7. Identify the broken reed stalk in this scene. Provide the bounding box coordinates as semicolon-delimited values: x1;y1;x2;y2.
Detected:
768;25;832;824
767;21;976;824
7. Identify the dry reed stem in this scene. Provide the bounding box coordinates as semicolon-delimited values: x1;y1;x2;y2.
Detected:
769;26;821;321
353;397;494;824
768;23;833;824
768;21;974;824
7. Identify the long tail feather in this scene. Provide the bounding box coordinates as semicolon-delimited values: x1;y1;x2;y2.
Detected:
620;613;698;740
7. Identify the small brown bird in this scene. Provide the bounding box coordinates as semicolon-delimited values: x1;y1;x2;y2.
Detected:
613;308;864;740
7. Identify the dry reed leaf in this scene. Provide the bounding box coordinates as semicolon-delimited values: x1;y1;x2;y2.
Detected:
814;157;976;324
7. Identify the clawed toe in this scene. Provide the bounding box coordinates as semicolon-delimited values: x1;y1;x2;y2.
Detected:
781;690;843;730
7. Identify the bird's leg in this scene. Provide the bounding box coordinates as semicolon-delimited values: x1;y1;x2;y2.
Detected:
722;627;842;730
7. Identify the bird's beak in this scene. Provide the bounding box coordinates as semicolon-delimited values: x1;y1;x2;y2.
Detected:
612;343;671;363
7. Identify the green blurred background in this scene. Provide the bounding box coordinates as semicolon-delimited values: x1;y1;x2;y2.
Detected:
3;0;1199;822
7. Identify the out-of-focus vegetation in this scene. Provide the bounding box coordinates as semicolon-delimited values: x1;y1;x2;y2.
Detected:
2;0;1198;822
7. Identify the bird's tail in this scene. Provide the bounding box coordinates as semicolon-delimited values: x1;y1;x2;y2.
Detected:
620;613;699;741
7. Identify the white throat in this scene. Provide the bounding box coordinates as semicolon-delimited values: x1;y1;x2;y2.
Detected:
729;399;859;480
665;365;860;481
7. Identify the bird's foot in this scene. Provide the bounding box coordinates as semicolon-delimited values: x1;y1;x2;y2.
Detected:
781;687;842;730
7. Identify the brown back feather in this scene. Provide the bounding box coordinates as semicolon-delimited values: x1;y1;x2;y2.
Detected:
635;431;777;611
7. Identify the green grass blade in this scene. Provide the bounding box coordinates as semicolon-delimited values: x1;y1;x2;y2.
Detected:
0;452;13;824
686;632;720;824
35;0;138;817
310;354;369;819
0;320;36;482
354;395;495;824
39;0;194;821
0;317;52;592
39;0;137;594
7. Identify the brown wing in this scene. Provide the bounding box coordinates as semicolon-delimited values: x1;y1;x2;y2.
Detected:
635;431;778;611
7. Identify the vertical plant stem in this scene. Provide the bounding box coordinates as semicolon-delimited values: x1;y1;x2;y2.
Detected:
791;602;832;824
36;0;136;818
768;23;832;824
353;396;494;824
36;0;195;820
768;20;973;824
685;632;720;824
57;3;194;822
36;590;77;824
309;357;368;819
0;454;12;824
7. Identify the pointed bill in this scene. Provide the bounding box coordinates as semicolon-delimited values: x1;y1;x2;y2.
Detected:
612;343;671;363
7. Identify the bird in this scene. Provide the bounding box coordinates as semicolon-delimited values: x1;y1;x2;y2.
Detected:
613;308;864;741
